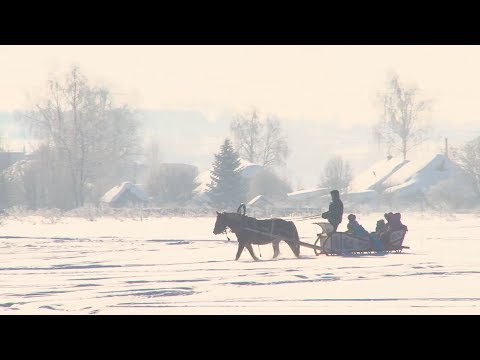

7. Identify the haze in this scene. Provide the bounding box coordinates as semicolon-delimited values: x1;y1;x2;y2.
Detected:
1;45;479;187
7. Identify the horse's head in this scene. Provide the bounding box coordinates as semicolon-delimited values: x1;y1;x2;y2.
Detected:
213;211;228;235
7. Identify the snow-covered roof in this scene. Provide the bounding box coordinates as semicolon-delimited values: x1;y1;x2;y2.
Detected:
238;159;263;179
247;195;263;205
383;154;465;196
2;159;31;182
349;157;406;192
287;188;329;201
193;169;213;194
383;154;453;188
247;195;273;207
101;182;149;203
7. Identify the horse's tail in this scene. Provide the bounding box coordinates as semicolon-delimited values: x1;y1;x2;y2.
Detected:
289;221;301;257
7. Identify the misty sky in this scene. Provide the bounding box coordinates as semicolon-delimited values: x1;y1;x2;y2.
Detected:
1;45;480;123
0;45;478;188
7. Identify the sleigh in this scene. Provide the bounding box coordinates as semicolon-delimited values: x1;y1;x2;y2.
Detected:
312;222;409;256
215;204;409;259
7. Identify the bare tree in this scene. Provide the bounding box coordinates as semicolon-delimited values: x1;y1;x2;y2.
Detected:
375;72;432;160
262;117;289;167
8;151;63;210
146;163;199;204
20;65;140;209
230;108;289;168
230;108;262;163
452;137;480;196
320;156;353;194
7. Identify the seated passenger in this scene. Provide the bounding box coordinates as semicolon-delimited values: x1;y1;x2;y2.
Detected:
346;214;370;239
389;213;408;232
375;219;386;234
379;212;407;248
384;212;393;229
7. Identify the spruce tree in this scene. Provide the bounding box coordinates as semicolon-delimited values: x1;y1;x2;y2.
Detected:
207;138;247;210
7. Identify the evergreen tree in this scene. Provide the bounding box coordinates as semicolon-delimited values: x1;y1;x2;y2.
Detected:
207;139;247;210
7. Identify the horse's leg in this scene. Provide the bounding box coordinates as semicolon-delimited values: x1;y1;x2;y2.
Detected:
245;243;260;261
272;241;280;259
235;243;245;260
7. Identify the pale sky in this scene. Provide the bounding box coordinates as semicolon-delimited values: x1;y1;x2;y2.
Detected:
0;45;479;126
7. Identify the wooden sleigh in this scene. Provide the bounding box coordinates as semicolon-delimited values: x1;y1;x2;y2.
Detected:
313;222;409;255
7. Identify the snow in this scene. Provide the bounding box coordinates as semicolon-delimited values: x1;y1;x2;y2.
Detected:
287;188;329;201
349;157;406;192
193;169;213;194
1;212;479;314
247;195;263;205
101;182;149;204
349;152;474;201
238;159;263;179
383;154;463;195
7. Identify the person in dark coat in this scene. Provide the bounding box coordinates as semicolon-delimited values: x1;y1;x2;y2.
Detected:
370;219;387;251
375;219;386;234
379;212;407;248
346;214;370;238
321;190;343;232
389;213;408;232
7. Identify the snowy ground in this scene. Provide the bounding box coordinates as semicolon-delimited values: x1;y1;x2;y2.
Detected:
0;212;479;314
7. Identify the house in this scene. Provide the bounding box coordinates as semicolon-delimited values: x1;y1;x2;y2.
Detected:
382;154;470;197
246;194;274;217
286;187;330;209
0;151;26;172
349;156;406;193
100;182;150;207
348;152;476;206
342;190;377;204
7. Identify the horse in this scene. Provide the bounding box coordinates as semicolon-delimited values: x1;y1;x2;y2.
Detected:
213;210;301;261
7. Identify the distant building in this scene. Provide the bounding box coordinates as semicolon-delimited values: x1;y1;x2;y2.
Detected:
0;151;26;172
246;194;274;217
382;154;469;197
348;153;476;206
100;182;149;207
286;187;330;209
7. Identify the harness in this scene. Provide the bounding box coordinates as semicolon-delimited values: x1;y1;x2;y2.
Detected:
224;229;231;241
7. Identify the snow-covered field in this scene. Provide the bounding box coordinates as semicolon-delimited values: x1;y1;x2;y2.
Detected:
0;212;479;314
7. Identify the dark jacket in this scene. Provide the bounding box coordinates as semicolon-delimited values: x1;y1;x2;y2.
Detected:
375;219;386;234
321;191;343;226
389;213;408;232
347;220;369;238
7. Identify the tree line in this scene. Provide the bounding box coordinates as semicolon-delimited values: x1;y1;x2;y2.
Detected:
1;65;479;211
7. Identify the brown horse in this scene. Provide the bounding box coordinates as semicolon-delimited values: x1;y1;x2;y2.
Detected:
213;211;301;260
